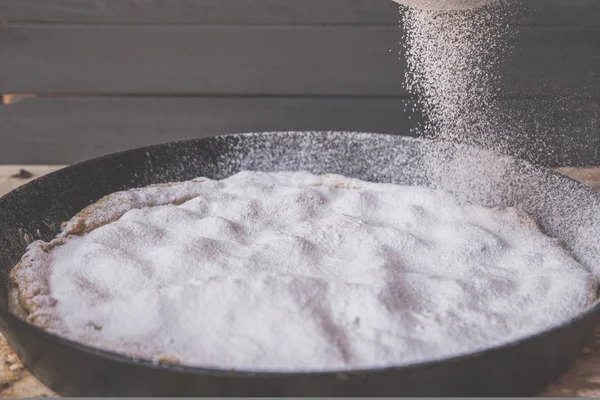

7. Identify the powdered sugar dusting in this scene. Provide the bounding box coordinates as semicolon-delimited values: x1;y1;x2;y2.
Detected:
402;1;518;152
12;170;597;371
392;0;496;11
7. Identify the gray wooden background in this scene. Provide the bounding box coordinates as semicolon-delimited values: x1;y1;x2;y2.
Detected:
0;0;598;166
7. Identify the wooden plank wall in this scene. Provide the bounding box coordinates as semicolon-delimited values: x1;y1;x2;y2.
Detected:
0;0;598;166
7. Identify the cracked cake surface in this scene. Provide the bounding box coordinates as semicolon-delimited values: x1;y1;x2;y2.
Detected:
9;171;598;371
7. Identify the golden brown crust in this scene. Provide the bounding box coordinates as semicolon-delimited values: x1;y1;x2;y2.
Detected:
157;355;181;365
8;287;28;320
63;195;118;235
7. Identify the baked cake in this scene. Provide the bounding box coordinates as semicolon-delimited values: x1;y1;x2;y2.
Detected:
9;171;598;371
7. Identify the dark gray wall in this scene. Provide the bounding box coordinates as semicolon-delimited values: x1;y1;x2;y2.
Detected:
0;0;598;166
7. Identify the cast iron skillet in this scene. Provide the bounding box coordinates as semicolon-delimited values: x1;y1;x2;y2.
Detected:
1;131;600;397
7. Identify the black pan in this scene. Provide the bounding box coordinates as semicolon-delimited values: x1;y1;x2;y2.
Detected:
1;131;600;397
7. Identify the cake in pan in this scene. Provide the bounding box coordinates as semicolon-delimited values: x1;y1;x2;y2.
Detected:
9;171;597;371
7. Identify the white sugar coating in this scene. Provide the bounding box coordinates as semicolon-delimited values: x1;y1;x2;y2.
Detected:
392;0;496;11
15;171;597;371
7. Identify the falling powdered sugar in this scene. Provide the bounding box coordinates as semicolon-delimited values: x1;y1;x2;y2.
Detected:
11;171;597;371
401;1;518;151
391;0;496;11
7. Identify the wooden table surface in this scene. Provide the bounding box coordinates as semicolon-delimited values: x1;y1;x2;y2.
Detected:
2;165;600;398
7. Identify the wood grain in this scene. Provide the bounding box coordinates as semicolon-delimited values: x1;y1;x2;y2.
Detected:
0;0;598;26
498;26;599;98
0;24;405;96
0;96;423;164
0;24;597;97
0;0;400;26
0;96;597;166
